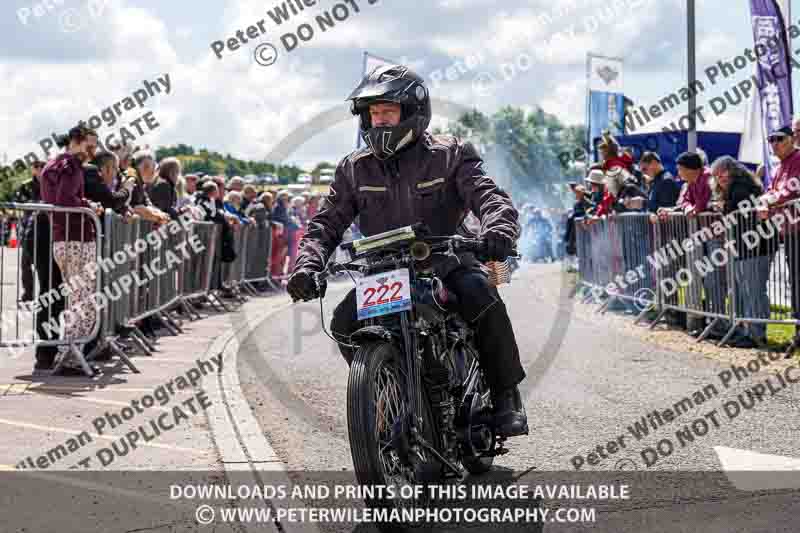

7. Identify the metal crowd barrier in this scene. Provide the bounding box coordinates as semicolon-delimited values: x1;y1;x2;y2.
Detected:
0;203;103;376
127;219;182;336
0;203;280;377
221;224;248;303
97;210;142;368
241;216;275;292
650;212;733;341
723;201;800;347
575;201;800;351
181;221;219;306
575;217;593;285
576;214;655;312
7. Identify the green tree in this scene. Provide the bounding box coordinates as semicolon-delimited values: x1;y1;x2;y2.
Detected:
311;162;335;180
435;106;586;207
153;144;304;179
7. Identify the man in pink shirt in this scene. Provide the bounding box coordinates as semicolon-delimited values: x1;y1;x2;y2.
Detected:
758;126;800;214
757;125;800;328
659;152;715;336
674;152;712;216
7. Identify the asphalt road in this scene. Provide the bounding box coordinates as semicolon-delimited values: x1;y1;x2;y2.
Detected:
235;263;800;533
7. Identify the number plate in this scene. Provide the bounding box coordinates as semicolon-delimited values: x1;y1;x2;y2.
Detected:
356;268;412;320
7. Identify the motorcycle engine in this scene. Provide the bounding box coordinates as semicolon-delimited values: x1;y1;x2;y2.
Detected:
421;332;458;462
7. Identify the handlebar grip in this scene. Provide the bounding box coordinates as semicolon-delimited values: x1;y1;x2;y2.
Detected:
462;238;519;260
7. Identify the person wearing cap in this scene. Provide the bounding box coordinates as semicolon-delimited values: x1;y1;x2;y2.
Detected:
758;126;800;212
584;169;605;218
757;125;800;329
792;118;800;148
669;151;711;217
669;151;719;336
640;151;681;214
564;183;592;257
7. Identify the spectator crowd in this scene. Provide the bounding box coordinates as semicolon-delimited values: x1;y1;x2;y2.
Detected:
16;117;800;373
12;123;327;376
563;123;800;352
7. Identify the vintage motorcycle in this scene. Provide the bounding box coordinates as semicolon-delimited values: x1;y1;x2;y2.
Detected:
314;224;518;519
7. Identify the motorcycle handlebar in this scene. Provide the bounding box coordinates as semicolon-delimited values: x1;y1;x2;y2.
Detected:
316;235;518;283
451;236;519;260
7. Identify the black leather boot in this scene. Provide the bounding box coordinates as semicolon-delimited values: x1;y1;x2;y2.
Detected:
492;385;529;437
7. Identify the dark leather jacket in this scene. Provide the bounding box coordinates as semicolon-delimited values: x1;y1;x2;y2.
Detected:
84;164;130;214
149;177;179;219
293;133;520;274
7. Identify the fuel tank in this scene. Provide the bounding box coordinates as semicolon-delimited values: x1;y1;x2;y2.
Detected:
413;277;453;323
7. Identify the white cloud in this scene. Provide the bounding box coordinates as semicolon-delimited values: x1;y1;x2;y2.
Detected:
0;0;339;168
0;0;761;170
698;30;738;68
540;80;585;125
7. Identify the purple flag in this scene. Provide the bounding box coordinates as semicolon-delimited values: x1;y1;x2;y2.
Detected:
749;0;793;183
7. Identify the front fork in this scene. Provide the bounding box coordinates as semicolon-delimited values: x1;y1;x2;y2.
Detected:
399;311;424;443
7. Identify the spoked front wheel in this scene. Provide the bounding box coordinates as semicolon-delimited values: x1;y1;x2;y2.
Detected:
347;341;440;523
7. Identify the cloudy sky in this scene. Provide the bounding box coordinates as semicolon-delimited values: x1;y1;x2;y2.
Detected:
0;0;792;171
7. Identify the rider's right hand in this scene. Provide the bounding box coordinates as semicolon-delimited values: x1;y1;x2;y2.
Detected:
287;270;322;302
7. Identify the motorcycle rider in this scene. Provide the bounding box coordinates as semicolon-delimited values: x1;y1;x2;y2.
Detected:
526;208;553;262
287;64;528;437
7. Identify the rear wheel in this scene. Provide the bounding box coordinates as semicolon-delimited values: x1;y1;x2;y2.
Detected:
347;341;439;524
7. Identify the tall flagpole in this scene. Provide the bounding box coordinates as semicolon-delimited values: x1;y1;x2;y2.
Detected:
355;51;368;150
687;0;697;152
585;53;592;163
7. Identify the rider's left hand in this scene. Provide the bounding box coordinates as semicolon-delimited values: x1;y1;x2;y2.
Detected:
484;230;514;261
287;270;323;301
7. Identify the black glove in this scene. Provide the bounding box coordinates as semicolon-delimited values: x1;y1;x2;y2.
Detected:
287;270;324;302
484;230;514;261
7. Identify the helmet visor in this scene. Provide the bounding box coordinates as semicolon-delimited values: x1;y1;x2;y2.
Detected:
346;77;413;108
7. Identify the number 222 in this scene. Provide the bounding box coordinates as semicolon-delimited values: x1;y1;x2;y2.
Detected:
363;282;403;306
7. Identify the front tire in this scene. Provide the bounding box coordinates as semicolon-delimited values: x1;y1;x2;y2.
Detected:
347;341;439;522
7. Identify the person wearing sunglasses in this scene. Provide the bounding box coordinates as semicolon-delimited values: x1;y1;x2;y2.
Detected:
792;118;800;147
757;126;800;338
758;126;800;215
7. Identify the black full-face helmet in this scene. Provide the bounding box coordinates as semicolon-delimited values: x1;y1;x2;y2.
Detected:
347;64;431;161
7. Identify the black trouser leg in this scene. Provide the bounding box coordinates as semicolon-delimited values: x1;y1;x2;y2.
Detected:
21;241;34;300
444;266;525;392
330;289;358;365
330;268;526;392
786;236;800;322
34;233;64;366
